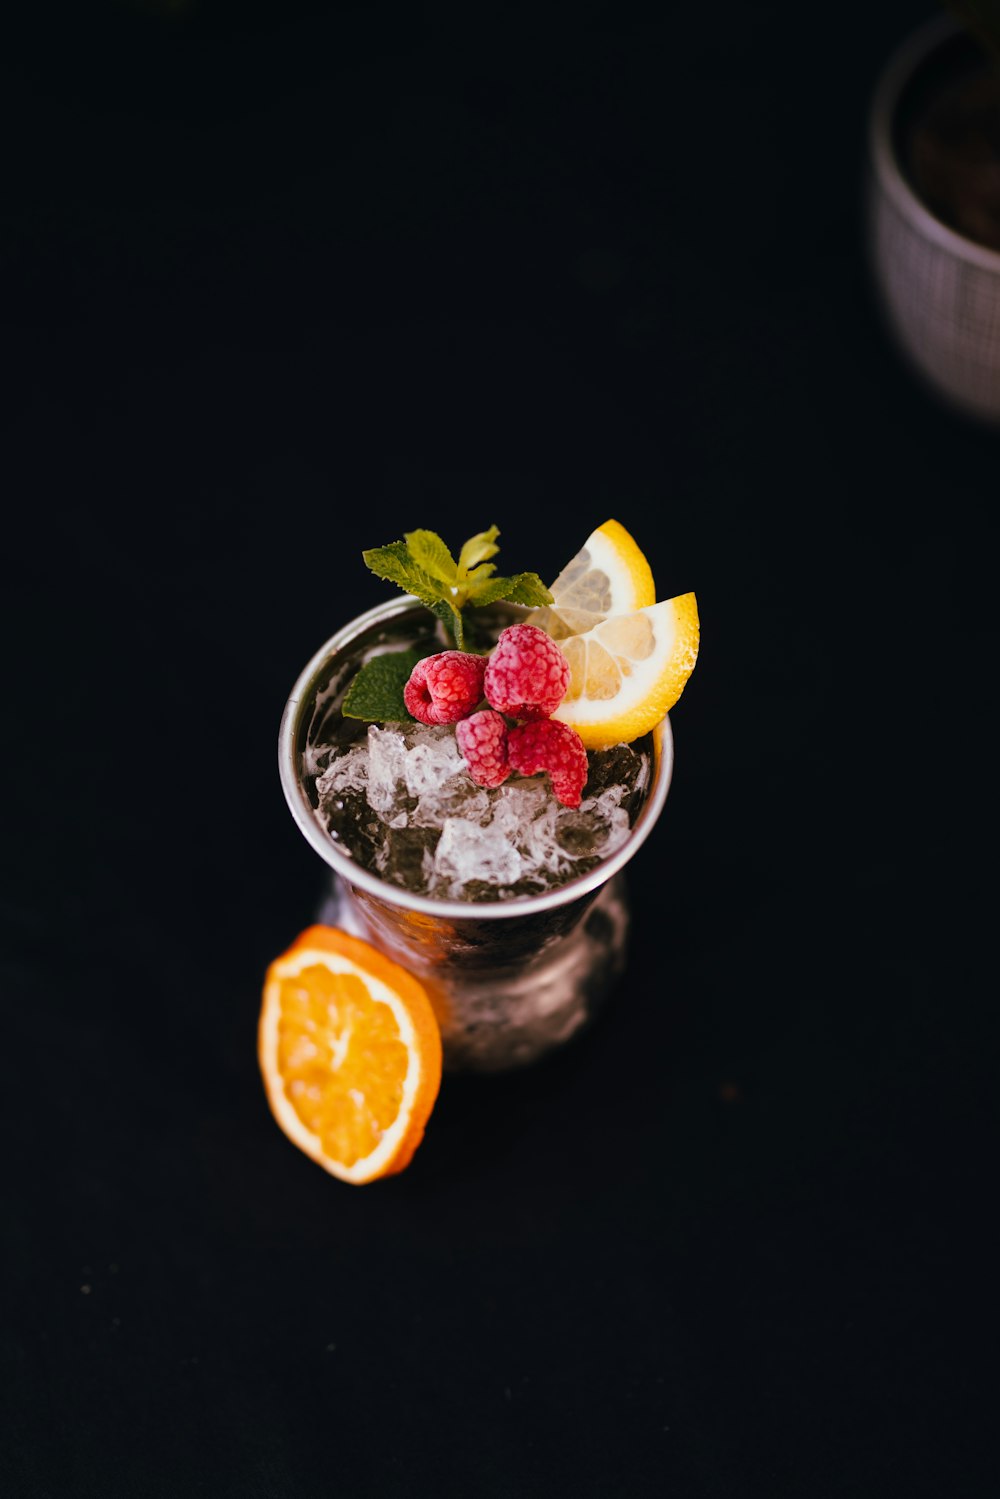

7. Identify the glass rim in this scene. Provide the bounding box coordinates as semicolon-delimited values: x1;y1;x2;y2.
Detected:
278;594;674;921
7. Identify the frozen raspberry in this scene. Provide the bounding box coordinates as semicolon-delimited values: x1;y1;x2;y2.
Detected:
483;624;570;721
456;710;511;788
403;651;486;725
508;720;589;808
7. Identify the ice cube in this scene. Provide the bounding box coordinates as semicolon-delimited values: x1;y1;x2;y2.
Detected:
311;718;651;900
402;726;466;798
379;825;437;890
435;817;523;891
411;781;491;829
366;727;411;815
555;809;607;858
489;779;551;839
315;742;368;800
584;741;651;821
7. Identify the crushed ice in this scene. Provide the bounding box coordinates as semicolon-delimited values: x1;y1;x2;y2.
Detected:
314;722;648;901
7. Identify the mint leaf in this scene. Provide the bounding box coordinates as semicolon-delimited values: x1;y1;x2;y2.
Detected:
362;542;446;610
404;529;458;587
437;596;470;650
462;575;513;607
428;598;465;649
361;540;418;590
465;572;553;608
458;525;500;576
362;528;549;647
502;572;553;607
342;649;421;722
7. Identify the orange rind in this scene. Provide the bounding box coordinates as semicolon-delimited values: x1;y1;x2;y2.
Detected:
259;926;442;1184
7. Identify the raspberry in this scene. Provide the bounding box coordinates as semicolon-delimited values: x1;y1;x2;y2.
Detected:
483;624;570;721
403;651;486;725
508;720;589;808
456;710;511;788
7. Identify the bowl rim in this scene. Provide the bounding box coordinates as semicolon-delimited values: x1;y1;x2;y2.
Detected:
278;595;674;921
869;12;1000;274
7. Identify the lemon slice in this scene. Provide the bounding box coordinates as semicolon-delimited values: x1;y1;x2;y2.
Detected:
527;519;655;640
551;594;699;749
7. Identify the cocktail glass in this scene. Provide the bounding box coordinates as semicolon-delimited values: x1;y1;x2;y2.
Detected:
279;596;672;1071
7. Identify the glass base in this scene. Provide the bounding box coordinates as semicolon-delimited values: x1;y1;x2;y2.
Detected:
316;873;630;1072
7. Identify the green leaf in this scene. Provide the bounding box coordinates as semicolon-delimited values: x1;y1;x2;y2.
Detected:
362;527;549;647
428;598;465;649
463;575;514;607
342;649;421;722
362;540;417;590
458;525;500;577
465;571;553;608
502;572;553;607
362;542;446;610
404;529;458;587
428;597;454;636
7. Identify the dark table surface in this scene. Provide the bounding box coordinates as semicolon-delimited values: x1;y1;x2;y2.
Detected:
2;3;994;1496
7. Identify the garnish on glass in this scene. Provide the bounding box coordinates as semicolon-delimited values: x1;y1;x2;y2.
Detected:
343;526;552;723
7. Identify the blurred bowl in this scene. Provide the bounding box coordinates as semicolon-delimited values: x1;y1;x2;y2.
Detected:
868;14;1000;423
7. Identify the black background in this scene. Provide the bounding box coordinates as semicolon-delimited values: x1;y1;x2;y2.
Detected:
2;3;995;1496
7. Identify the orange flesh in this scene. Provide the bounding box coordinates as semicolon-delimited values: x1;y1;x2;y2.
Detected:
276;964;409;1168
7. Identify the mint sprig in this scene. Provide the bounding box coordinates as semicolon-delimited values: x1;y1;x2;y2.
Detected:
362;526;552;650
342;649;421;723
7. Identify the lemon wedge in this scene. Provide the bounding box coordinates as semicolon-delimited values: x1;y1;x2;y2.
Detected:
527;519;655;640
550;594;700;749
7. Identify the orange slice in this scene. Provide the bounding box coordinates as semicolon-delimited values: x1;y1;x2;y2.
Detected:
259;926;442;1184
